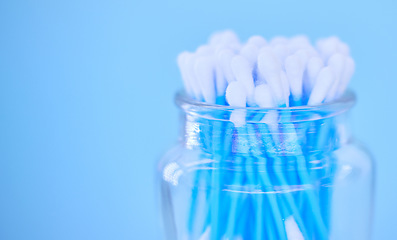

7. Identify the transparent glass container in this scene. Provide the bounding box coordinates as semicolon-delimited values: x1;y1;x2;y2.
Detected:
158;91;374;240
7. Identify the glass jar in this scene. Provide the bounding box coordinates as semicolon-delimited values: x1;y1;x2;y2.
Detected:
158;91;374;240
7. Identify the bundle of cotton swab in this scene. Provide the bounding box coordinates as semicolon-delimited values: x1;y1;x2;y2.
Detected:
177;30;355;240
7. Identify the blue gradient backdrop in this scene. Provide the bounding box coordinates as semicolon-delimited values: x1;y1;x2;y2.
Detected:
0;0;395;239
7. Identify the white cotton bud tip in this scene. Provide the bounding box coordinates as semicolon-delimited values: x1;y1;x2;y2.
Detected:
328;53;346;78
240;43;259;67
231;55;255;102
214;64;226;97
316;36;341;61
285;216;304;240
208;32;226;46
325;53;346;102
220;30;241;45
196;45;213;56
273;44;289;65
184;53;202;100
177;52;193;95
285;54;304;101
270;36;288;46
247;35;267;48
257;48;285;105
254;84;275;108
279;70;290;106
217;49;235;83
338;42;350;56
289;35;311;53
308;66;335;106
291;35;311;46
337;56;355;97
307;57;324;89
177;52;188;67
301;46;320;58
295;49;310;67
257;47;282;80
209;30;240;46
194;56;216;104
226;75;247;126
226;81;247;107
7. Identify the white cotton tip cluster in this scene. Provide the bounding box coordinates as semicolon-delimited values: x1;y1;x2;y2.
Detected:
177;30;355;108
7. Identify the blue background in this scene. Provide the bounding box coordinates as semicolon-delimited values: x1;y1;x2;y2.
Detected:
0;0;395;239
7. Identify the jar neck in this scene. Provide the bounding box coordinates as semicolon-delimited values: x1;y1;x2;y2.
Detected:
176;91;355;156
180;110;350;156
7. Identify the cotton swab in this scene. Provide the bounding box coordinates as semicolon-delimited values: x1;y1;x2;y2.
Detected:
209;30;241;48
254;85;310;239
231;83;285;239
226;81;247;108
230;55;255;105
270;36;288;46
336;56;355;97
306;57;324;92
247;35;267;48
177;52;193;97
226;81;247;127
308;67;336;106
273;44;290;67
214;59;227;98
295;49;310;66
254;84;275;108
257;48;286;106
325;53;346;102
217;49;236;84
288;35;311;53
196;45;214;56
285;54;305;106
224;82;251;239
337;42;350;56
184;53;203;101
240;43;260;67
316;36;341;61
279;70;291;107
194;56;216;104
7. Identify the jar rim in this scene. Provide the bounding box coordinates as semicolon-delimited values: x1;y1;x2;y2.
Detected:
175;89;356;113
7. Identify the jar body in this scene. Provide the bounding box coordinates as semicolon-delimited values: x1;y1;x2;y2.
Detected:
158;94;374;240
